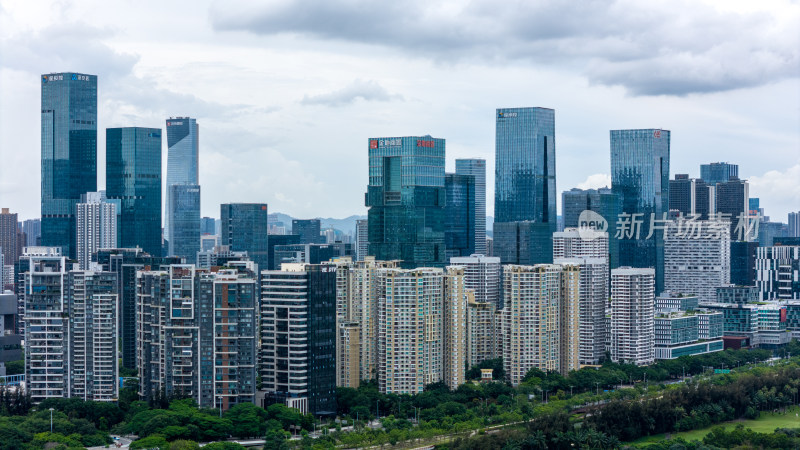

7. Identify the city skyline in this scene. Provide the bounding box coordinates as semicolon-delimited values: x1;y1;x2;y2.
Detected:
0;0;798;223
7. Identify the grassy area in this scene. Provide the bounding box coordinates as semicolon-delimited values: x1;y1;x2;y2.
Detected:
630;406;800;446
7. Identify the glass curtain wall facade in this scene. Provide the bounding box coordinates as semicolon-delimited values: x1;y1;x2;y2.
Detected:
168;184;200;262
455;159;487;255
220;203;270;271
561;187;619;269
106;127;162;256
700;162;738;186
292;219;323;245
610;129;670;293
494;108;556;265
41;73;98;258
366;136;446;268
444;173;476;258
165;118;199;243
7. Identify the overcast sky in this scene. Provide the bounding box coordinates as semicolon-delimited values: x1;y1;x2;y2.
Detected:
1;0;798;224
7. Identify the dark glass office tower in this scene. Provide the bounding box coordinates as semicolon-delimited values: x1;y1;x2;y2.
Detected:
700;162;738;186
40;72;98;258
562;187;620;269
716;177;749;240
455;159;487;255
494;108;556;264
730;241;758;286
366;136;446;268
168;184;200;262
267;234;301;270
201;217;216;235
106;127;162;256
220;204;270;270
444;173;476;258
292;219;323;245
165;118;199;243
668;174;712;220
611;128;670;293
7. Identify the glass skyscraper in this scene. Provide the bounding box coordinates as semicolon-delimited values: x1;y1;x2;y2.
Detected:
700;162;738;186
40;72;98;258
168;184;200;262
366;135;446;268
106;127;162;256
610;128;670;293
165;117;199;243
455;158;487;255
444;173;476;258
292;219;323;245
493;107;556;264
561;187;620;269
220;203;270;270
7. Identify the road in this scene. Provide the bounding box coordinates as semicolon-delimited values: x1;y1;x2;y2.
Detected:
87;435;134;449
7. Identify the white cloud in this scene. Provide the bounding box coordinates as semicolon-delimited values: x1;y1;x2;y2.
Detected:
576;174;612;190
749;162;800;221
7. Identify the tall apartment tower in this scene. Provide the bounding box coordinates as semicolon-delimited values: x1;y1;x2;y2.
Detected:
455;159;487;256
494;108;557;265
366;136;446;268
94;248;180;369
66;270;118;401
610;129;670;294
503;265;563;385
137;265;257;409
444;173;476;258
260;264;336;415
668;174;714;220
448;254;501;367
553;227;610;366
75;192;117;270
220;203;270;270
443;266;468;389
0;209;19;266
167;184;200;261
561;188;619;269
106;127;162;256
376;267;466;393
355;219;369;261
334;257;398;387
292;219;323;245
22;252;68;402
610;267;655;366
40;73;98;259
664;219;731;303
164;118;199;244
700;162;738;186
789;212;800;238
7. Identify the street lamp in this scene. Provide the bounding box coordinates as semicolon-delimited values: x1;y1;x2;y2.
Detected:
49;408;54;433
218;396;223;418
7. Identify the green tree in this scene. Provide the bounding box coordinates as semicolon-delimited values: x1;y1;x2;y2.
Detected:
129;434;168;450
224;403;268;438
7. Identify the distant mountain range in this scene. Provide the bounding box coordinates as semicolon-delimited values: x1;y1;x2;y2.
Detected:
271;212;367;235
273;213;497;236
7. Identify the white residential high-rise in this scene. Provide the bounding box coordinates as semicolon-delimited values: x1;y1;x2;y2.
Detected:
443;266;468;389
553;228;609;260
449;254;502;309
66;270;118;401
334;257;398;387
503;265;563;385
664;219;730;303
466;292;498;368
378;267;443;394
76;191;117;270
376;267;467;393
552;228;610;366
22;252;67;402
555;257;608;366
610;267;655;366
